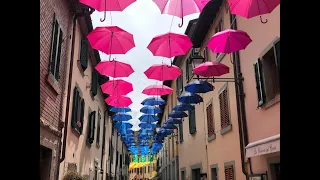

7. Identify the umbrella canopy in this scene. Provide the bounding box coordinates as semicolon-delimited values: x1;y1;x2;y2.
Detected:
141;97;166;106
165;118;182;124
140;106;162;114
139;114;159;122
112;113;132;121
87;26;135;55
169;111;188;118
110;107;131;113
193;61;230;77
105;95;133;107
178;92;203;104
147;32;192;58
95;60;134;78
144;63;181;81
162;124;178;129
142;84;173;96
173;103;194;111
185;80;214;93
80;0;136;12
139;123;157;129
101;79;133;95
207;29;252;54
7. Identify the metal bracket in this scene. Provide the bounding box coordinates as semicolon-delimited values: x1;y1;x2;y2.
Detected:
193;77;244;84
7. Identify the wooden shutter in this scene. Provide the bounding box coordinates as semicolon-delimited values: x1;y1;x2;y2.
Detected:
71;88;79;128
188;109;196;134
80;37;89;70
224;166;234;180
274;39;280;78
219;88;230;129
79;99;85;133
206;103;215;137
253;59;265;107
91;70;98;97
96;111;101;144
49;16;58;75
179;123;183;142
88;111;96;144
54;28;62;80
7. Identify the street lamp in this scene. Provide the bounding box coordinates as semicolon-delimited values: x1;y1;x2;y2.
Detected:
190;48;206;80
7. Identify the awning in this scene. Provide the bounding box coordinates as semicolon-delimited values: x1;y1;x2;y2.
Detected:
245;134;280;158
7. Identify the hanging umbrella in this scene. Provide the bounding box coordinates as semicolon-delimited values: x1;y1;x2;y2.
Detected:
144;63;182;81
139;114;159;122
147;32;192;59
95;60;134;78
185;80;214;93
112;113;132;121
165;118;182;124
162;124;178;129
193;61;230;77
101;79;133;95
139;123;157;129
140;106;162;114
105;95;132;107
153;0;210;27
207;29;252;54
87;26;135;55
110;107;131;113
173;103;194;111
227;0;280;23
142;84;173;96
141;97;166;106
169;111;188;118
178;92;203;104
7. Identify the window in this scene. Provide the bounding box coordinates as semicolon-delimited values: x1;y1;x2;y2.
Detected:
188;108;196;134
96;110;101;145
254;39;280;107
224;165;234;180
176;73;183;96
179;122;184;142
91;70;99;97
215;18;224;58
204;47;210;62
181;170;186;180
211;167;218;180
148;165;150;172
219;85;230;129
87;111;96;144
186;57;193;81
71;87;85;134
206;103;215;138
49;15;63;80
94;161;99;180
102;112;107;151
79;36;89;71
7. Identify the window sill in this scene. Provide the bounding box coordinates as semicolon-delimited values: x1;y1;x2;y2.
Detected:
71;128;81;137
96;143;100;149
264;94;280;109
190;131;197;136
46;73;61;95
220;124;232;135
179;140;184;144
208;134;216;142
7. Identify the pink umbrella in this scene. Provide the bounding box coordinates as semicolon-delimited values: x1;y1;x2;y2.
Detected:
144;63;181;81
95;60;134;78
105;95;133;107
147;32;192;59
79;0;136;22
87;26;135;56
228;0;280;23
193;62;230;77
153;0;209;27
207;29;252;54
101;79;133;95
142;85;173;96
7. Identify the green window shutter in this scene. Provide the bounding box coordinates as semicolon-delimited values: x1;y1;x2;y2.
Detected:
71;88;79;128
274;39;280;78
79;99;85;133
80;37;89;71
179;122;183;142
91;70;98;97
253;59;265;107
49;15;62;80
188;108;196;134
89;111;96;144
96;111;101;144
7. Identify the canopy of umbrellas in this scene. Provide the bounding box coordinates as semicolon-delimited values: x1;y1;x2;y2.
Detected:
80;0;280;160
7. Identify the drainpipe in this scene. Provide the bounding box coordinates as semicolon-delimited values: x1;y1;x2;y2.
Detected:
229;13;253;180
100;109;108;179
109;123;114;179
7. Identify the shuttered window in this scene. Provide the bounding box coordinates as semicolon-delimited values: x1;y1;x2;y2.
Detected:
49;15;63;80
224;165;234;180
206;103;215;137
179;122;184;142
274;39;280;84
186;58;193;81
91;70;98;97
176;73;183;96
219;88;230;129
188;108;196;134
71;87;85;134
96;110;101;145
254;59;265;107
79;36;89;71
87;111;96;144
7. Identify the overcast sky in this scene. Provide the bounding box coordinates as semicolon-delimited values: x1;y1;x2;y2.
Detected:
91;0;199;130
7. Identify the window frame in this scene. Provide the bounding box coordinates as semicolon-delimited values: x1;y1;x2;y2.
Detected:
218;83;232;135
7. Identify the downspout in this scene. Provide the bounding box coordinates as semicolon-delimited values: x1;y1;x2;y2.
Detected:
229;13;252;180
109;122;114;179
101;109;108;179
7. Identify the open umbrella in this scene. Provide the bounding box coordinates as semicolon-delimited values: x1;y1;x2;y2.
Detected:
139;114;159;122
142;84;173;96
207;29;252;54
140;106;162;114
139;123;156;129
147;32;192;59
87;26;135;55
165;118;182;124
101;79;133;95
193;61;229;77
153;0;210;27
105;95;133;107
228;0;280;23
162;124;178;129
144;63;181;81
178;92;203;104
185;80;214;93
169;111;188;118
110;107;131;113
112;113;132;121
95;60;134;78
141;97;166;106
173;103;194;111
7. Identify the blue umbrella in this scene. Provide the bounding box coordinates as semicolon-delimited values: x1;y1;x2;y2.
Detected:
169;111;188;118
178;92;203;104
185;80;214;93
139;114;159;122
140;106;162;114
165;118;182;124
139;123;156;129
141;97;165;106
112;113;132;121
162;124;178;129
126;129;134;134
173;103;195;111
110;107;131;113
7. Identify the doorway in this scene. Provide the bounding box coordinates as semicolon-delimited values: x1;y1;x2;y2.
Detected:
40;145;52;180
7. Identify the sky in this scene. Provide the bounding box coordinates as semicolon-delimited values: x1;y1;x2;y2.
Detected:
91;0;200;130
